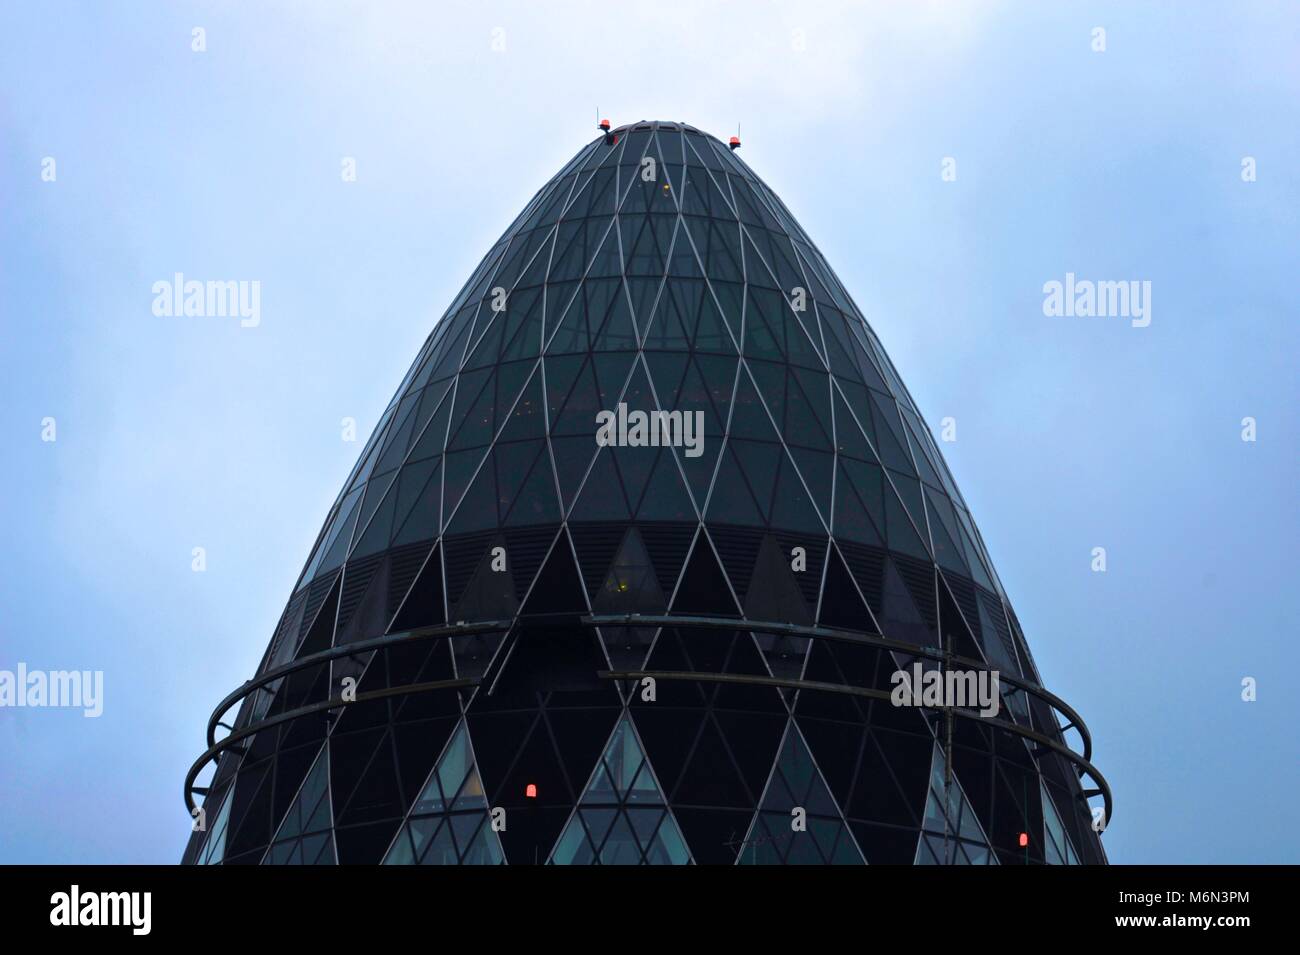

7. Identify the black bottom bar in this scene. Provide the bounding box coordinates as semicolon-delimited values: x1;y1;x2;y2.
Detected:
0;865;1282;939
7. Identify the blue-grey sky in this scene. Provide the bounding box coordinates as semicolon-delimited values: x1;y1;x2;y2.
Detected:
1;1;1296;864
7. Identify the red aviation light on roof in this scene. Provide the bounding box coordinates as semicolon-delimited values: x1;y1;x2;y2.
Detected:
598;118;611;131
729;135;741;150
525;783;538;799
1018;832;1029;847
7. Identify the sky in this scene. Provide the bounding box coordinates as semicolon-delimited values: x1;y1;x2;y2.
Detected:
1;1;1296;864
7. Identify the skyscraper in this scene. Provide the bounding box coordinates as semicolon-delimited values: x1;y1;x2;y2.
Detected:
183;121;1109;865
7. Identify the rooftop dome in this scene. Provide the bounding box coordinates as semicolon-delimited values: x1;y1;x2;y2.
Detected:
184;121;1109;866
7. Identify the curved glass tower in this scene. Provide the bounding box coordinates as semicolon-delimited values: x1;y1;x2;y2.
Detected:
183;121;1109;866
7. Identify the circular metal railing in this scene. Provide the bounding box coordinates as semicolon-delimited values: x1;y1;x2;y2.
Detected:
185;613;1112;838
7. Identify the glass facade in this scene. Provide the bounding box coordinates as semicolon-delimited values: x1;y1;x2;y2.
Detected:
183;121;1106;865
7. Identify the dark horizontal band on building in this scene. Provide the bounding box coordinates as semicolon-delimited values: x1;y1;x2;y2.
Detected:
583;613;1094;764
204;619;513;750
597;667;1112;830
186;620;509;814
186;613;1111;830
185;676;480;814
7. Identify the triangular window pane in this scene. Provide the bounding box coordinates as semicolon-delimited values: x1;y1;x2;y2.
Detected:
581;807;618;846
747;721;852;864
452;766;486;810
433;723;472;806
626;807;665;851
549;819;596;865
918;745;995;864
1041;782;1080;865
420;821;459;865
198;789;233;865
599;815;642;865
625;762;664;804
582;764;619;804
647;814;691;865
413;720;471;814
462;821;505;865
552;714;690;863
265;746;332;859
603;719;643;795
382;826;416;866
